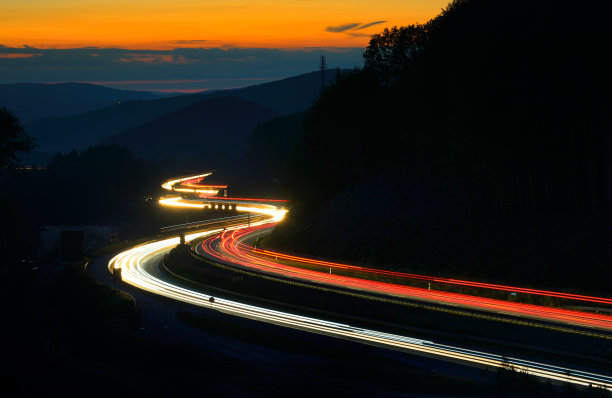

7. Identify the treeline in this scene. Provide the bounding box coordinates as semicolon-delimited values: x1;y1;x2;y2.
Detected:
0;143;165;265
8;145;158;223
280;0;612;214
249;0;612;292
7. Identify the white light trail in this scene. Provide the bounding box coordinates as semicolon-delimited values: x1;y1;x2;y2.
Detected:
158;196;206;209
161;172;212;191
113;172;612;389
108;227;612;390
235;205;287;222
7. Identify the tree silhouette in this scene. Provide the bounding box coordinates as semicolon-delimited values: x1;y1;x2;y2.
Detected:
363;25;429;85
263;0;612;293
0;107;34;173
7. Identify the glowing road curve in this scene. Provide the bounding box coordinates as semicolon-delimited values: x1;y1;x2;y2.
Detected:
198;225;612;332
106;173;612;389
108;228;612;390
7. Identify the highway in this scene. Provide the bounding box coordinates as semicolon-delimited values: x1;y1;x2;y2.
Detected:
195;224;612;332
107;173;612;390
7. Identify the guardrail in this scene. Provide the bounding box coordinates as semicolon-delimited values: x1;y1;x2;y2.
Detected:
160;214;266;233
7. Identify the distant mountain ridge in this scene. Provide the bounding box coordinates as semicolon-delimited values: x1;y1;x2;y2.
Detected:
101;96;278;164
24;70;343;156
0;82;162;123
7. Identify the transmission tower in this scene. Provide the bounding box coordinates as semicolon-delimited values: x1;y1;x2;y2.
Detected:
320;55;327;91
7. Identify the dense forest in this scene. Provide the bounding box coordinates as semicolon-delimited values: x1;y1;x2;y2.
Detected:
254;0;612;294
0;137;162;265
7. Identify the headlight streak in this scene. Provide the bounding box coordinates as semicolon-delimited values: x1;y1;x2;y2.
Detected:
158;196;207;209
235;205;287;222
108;226;612;390
173;187;219;195
111;173;612;390
161;172;213;191
158;196;287;223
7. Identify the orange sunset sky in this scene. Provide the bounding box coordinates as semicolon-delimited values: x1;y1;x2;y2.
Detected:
2;0;449;49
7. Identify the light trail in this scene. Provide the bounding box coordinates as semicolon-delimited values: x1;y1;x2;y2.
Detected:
161;172;212;191
159;196;208;209
199;196;288;203
159;174;287;220
167;175;612;307
109;172;612;389
108;227;612;390
247;240;612;306
198;227;612;331
159;173;612;329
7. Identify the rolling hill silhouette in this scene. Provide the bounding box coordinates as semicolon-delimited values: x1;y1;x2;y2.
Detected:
25;70;341;156
0;82;163;123
101;96;278;164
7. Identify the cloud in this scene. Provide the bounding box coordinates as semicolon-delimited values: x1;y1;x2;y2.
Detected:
347;32;371;38
173;40;208;44
325;21;387;34
355;21;387;30
0;45;364;91
118;53;189;64
0;53;41;59
325;23;361;33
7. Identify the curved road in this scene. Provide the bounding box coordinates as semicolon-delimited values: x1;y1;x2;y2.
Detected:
105;173;612;390
196;224;612;332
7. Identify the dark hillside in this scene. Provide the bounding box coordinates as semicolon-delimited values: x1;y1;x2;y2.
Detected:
26;92;221;154
102;96;278;166
247;112;306;180
264;0;612;294
0;82;160;123
227;70;340;115
25;70;341;156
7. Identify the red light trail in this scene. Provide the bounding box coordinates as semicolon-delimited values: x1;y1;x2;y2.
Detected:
163;173;612;331
246;232;612;305
107;173;612;389
195;224;612;331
